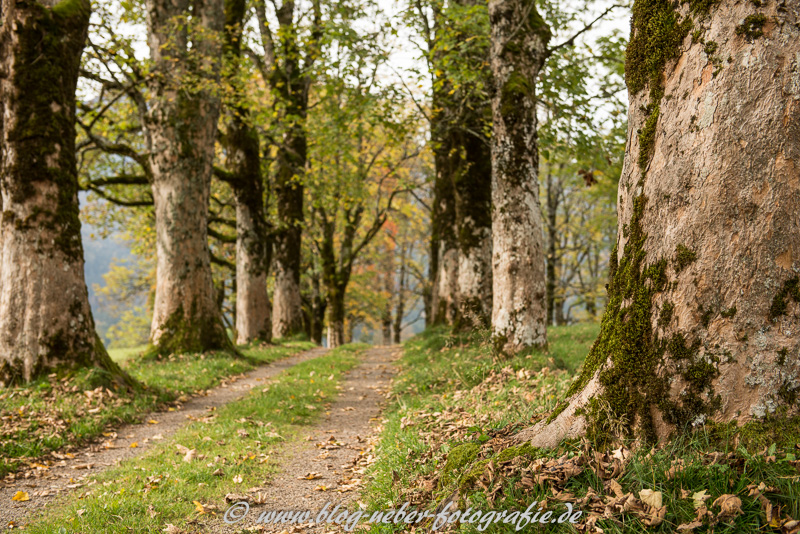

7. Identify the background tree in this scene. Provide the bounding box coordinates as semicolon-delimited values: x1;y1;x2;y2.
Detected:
305;30;422;347
517;0;800;448
219;0;272;344
252;0;323;339
0;0;126;384
488;0;551;353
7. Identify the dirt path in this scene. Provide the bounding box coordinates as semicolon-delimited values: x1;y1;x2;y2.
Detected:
0;347;329;530
212;345;401;533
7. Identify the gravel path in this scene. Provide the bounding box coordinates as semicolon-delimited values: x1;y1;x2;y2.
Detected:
0;347;329;530
211;345;401;533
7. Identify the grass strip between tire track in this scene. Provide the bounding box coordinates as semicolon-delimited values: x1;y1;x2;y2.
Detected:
21;343;366;533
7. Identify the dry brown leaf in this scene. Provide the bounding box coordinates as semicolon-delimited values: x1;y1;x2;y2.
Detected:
639;489;663;509
712;494;743;520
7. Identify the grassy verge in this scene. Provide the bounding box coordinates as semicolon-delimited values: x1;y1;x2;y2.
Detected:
362;325;800;533
22;344;365;534
107;345;149;364
0;340;315;478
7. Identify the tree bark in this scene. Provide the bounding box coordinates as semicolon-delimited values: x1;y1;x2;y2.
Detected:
0;0;126;384
393;242;408;344
269;0;316;339
453;123;493;331
488;0;550;353
224;0;272;345
430;138;459;325
517;0;800;448
326;285;345;348
144;0;231;354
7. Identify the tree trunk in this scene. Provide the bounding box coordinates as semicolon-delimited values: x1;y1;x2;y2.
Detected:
450;0;493;332
271;131;305;338
430;140;459;326
144;0;231;354
454;127;493;331
326;285;345;348
382;267;393;345
488;0;550;353
0;0;127;384
269;0;312;340
393;243;408;344
233;157;271;344
517;0;800;448
308;270;326;345
223;0;271;345
545;169;559;326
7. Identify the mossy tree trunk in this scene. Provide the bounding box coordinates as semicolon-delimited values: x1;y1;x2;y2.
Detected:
145;0;232;355
488;0;550;353
452;106;493;332
450;0;493;332
0;0;127;384
429;130;459;326
517;0;800;448
223;0;272;345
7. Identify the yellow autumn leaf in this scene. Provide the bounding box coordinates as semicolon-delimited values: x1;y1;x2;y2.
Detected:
130;442;138;448
193;500;206;514
11;491;29;502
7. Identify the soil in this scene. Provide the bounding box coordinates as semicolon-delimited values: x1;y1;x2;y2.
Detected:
0;347;329;530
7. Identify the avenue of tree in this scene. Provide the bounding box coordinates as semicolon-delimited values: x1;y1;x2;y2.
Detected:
1;0;797;447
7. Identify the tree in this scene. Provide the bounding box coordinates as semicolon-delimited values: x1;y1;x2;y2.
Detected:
406;0;492;329
220;0;272;344
252;0;323;339
517;0;800;448
0;0;126;384
306;49;420;347
447;0;493;330
141;0;232;354
488;0;551;353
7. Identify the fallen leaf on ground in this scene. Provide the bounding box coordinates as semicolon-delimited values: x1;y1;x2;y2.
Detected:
11;491;29;502
712;494;742;520
692;490;710;509
640;489;663;509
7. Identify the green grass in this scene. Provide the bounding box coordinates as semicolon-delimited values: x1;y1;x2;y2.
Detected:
23;344;366;534
362;324;800;534
108;345;148;363
0;340;316;478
